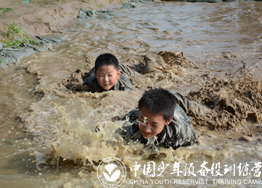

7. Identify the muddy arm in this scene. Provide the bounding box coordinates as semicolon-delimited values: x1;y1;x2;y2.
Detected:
120;64;140;77
173;92;211;117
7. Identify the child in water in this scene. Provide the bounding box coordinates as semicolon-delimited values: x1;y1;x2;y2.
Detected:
83;53;137;93
84;54;208;151
117;88;198;150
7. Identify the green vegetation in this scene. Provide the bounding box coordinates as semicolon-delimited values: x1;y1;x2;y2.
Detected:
37;17;51;24
1;21;38;48
98;3;104;8
0;8;13;15
37;17;43;22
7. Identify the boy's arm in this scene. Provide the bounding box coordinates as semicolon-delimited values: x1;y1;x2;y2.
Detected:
115;108;140;142
82;74;100;93
173;92;212;117
82;67;97;92
120;64;140;77
168;105;196;150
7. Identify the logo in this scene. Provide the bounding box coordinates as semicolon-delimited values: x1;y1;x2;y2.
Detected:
97;157;126;187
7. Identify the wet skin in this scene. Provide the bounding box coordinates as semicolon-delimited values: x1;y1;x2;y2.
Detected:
138;106;172;139
94;65;121;91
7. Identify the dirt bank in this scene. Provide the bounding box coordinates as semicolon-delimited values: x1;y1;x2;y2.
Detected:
187;67;262;138
0;0;124;40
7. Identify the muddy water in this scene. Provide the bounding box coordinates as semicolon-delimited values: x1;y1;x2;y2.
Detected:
0;1;262;188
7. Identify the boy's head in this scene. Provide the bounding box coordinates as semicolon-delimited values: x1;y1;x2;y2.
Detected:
94;53;121;91
137;88;176;139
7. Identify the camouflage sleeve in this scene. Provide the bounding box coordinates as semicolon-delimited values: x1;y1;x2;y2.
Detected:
82;67;97;92
117;64;138;91
83;73;100;93
115;108;140;143
120;64;140;77
168;105;196;149
173;92;211;117
118;73;135;91
121;108;140;123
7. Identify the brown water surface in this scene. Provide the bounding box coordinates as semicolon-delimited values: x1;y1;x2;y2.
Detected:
0;1;262;188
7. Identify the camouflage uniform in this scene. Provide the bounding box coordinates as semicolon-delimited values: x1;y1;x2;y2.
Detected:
83;64;137;93
118;92;201;150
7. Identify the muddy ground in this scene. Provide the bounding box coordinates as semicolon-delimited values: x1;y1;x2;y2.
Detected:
0;0;125;39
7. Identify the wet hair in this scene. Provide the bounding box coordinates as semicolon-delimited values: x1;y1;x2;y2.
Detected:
95;53;120;72
138;88;176;121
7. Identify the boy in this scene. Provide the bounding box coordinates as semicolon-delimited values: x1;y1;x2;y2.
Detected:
118;88;198;150
83;53;137;93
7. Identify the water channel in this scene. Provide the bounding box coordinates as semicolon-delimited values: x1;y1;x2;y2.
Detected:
0;1;261;187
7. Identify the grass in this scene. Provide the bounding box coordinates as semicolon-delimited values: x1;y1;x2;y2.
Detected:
37;17;43;22
37;17;51;24
1;21;38;48
0;8;13;15
98;3;104;8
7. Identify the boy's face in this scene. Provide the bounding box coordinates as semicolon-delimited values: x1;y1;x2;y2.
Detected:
138;106;172;139
95;65;120;91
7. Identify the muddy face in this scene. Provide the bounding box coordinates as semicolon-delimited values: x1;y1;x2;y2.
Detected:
0;1;262;188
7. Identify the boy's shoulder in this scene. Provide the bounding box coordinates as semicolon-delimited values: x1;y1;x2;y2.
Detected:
83;73;101;92
165;105;196;149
